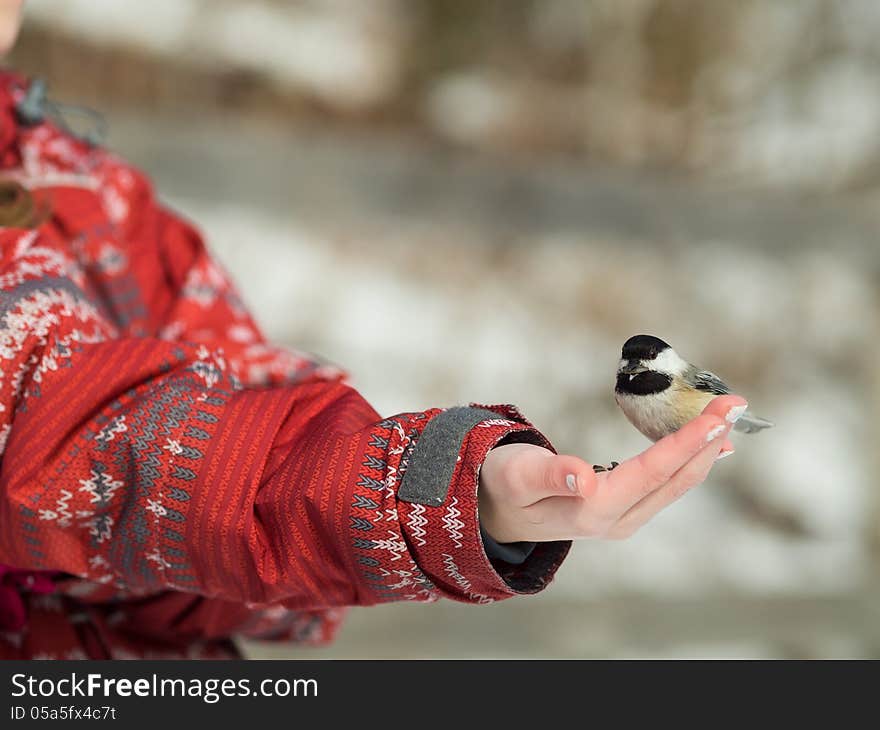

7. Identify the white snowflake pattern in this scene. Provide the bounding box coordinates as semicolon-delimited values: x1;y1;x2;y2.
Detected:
88;555;109;569
101;185;129;224
227;324;256;343
145;548;171;570
181;268;219;308
158;320;185;340
164;438;183;455
95;416;127;443
83;515;114;544
145;499;167;517
38;489;74;527
97;243;128;275
78;469;124;505
190;360;220;389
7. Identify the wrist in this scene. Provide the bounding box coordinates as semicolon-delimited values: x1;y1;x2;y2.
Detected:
479;523;536;565
478;442;553;543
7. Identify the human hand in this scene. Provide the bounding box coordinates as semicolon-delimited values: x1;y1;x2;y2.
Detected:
477;395;746;544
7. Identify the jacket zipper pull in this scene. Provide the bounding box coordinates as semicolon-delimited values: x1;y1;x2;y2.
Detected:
14;76;48;125
15;77;107;147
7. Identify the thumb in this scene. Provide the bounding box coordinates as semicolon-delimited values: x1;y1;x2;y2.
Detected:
532;454;598;501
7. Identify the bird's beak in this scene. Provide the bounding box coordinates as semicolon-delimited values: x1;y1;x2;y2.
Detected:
619;361;646;376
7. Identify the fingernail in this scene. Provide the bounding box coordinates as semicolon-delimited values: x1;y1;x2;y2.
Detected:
706;424;726;443
726;404;748;424
566;474;578;493
716;448;735;460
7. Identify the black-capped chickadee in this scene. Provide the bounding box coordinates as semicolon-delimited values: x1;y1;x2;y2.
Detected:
613;334;773;444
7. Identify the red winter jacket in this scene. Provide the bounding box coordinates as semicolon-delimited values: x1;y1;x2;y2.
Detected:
0;73;569;659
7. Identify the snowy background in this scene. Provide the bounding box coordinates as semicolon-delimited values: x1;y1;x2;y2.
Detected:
10;0;880;657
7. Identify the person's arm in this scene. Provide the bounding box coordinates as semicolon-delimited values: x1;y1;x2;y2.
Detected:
150;204;743;577
0;220;570;624
151;203;572;602
0;189;739;644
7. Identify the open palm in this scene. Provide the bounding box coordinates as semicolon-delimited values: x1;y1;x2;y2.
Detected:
478;394;746;544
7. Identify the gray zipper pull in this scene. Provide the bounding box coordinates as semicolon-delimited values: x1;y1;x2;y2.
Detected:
15;77;48;125
15;77;107;146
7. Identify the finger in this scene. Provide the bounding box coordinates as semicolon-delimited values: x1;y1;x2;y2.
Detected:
602;394;747;513
612;423;728;536
520;427;727;539
700;394;749;422
600;414;728;515
519;420;723;537
515;453;598;505
704;393;747;459
513;396;747;539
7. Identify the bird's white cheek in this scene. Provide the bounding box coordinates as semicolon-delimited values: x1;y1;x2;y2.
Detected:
650;349;689;376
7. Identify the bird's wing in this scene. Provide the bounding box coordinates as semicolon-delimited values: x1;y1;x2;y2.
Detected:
691;368;731;395
690;367;774;433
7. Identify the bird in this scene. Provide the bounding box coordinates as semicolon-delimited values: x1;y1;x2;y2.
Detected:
612;333;773;448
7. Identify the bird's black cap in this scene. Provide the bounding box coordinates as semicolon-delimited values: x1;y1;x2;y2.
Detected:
621;334;671;361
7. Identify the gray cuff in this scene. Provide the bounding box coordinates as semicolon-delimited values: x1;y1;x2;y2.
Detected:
480;525;536;566
398;406;501;507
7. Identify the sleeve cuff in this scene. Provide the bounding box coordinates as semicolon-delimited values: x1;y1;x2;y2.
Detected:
395;404;571;601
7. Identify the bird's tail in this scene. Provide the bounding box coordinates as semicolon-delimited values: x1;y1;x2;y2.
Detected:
733;411;774;434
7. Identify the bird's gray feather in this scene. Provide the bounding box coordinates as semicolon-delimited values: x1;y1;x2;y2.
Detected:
733;412;774;433
689;367;731;395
